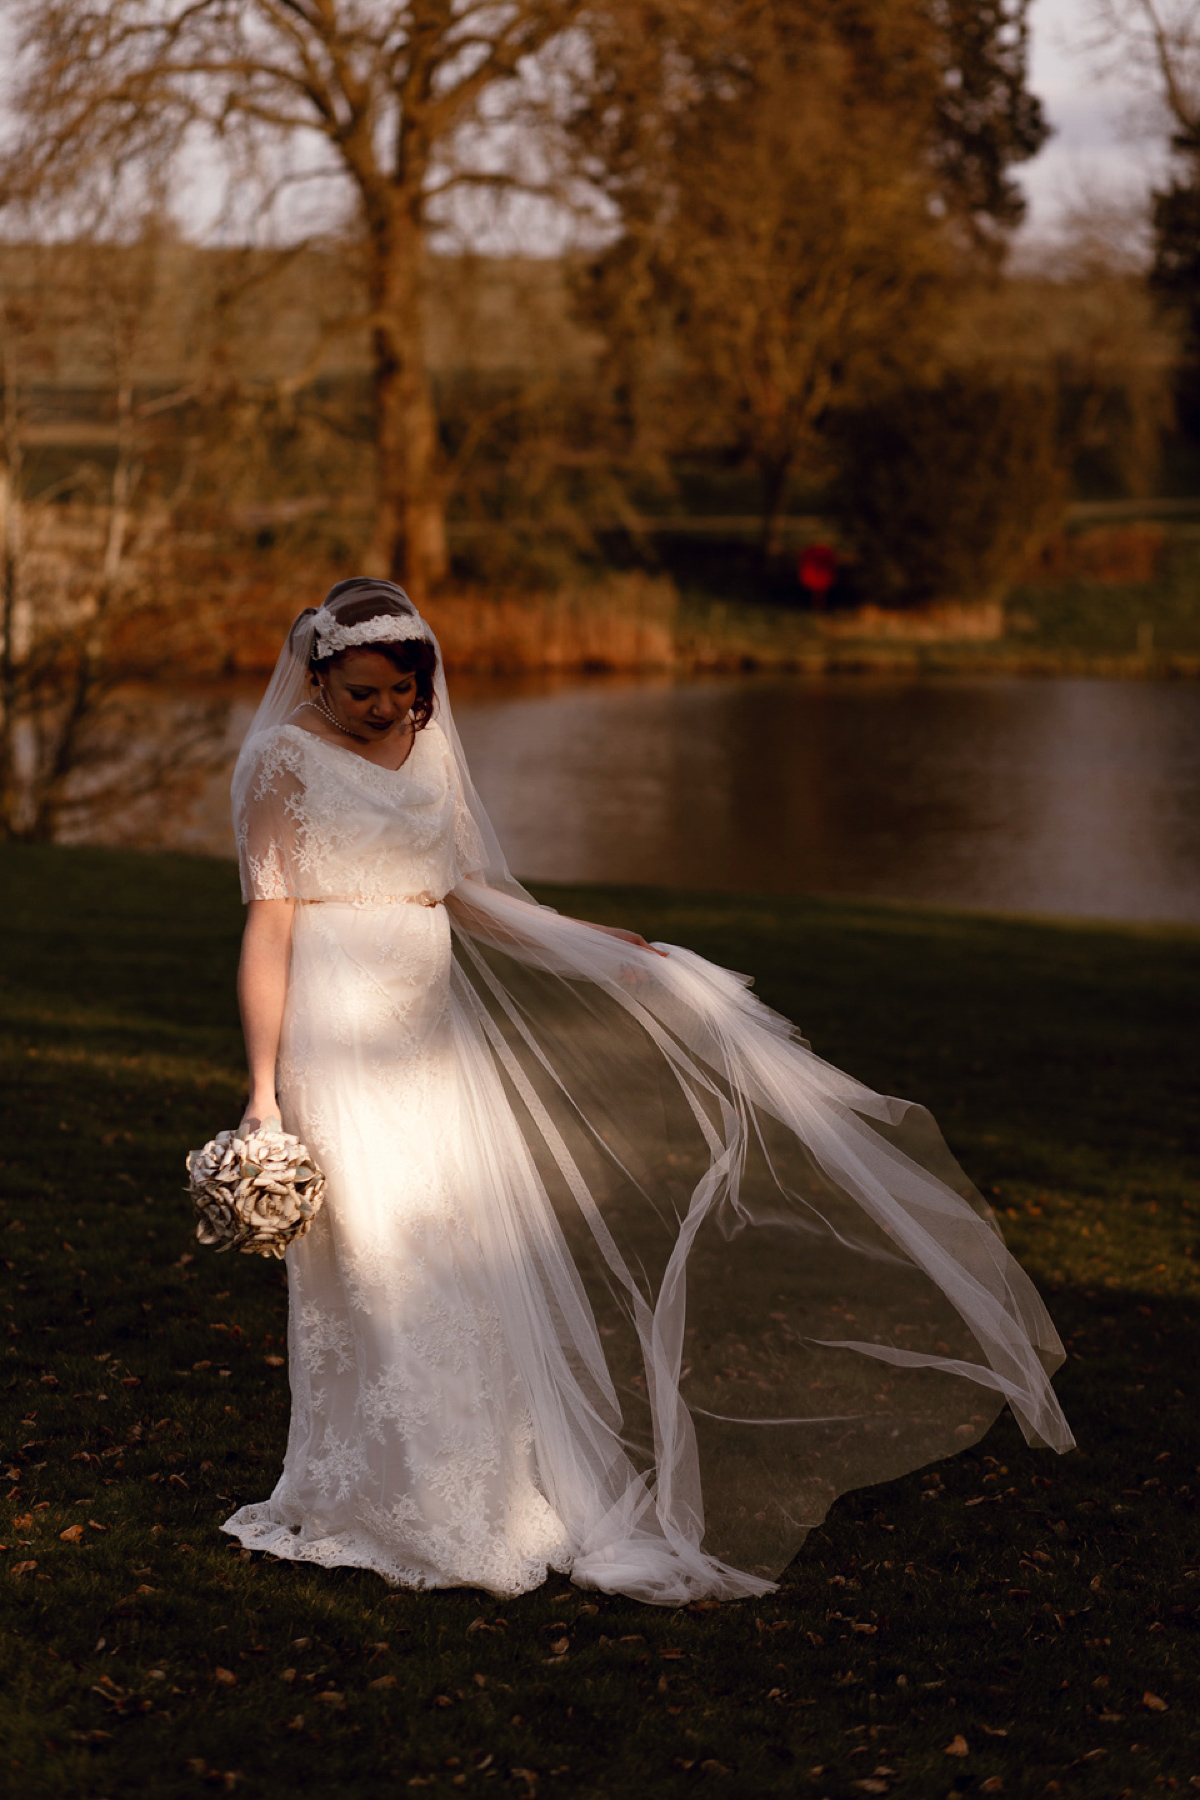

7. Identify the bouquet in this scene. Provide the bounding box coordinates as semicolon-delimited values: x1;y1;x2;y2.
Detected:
186;1126;326;1259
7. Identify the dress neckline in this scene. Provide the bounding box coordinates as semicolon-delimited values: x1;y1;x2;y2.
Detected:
281;717;424;776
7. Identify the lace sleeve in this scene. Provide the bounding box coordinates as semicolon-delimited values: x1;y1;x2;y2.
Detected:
235;730;307;902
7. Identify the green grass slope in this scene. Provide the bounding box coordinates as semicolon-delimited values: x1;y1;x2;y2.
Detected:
1;845;1198;1799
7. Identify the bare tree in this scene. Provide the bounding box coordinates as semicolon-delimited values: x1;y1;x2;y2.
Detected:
1088;3;1200;433
2;1;588;602
0;230;228;841
1088;0;1200;143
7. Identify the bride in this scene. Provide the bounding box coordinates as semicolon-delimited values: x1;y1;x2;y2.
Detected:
222;577;1072;1605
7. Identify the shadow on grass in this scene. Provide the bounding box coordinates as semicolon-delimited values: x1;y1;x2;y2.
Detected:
0;845;1197;1798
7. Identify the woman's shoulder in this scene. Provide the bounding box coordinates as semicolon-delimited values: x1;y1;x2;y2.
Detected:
425;717;457;760
241;722;311;788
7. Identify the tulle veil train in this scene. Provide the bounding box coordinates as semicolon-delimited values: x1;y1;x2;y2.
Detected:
225;580;1073;1604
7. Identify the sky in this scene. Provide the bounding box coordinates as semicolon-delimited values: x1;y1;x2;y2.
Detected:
3;0;1158;254
1019;0;1161;239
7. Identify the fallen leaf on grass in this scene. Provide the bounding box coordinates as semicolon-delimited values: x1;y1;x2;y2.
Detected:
854;1783;889;1796
1143;1692;1168;1711
60;1525;84;1544
264;1355;285;1368
850;1621;877;1635
88;1520;107;1532
548;1637;569;1655
315;1691;345;1708
980;1781;1004;1795
213;1668;238;1687
289;1637;312;1651
11;1560;36;1576
700;1761;731;1775
13;1514;32;1530
369;1674;398;1690
944;1735;969;1757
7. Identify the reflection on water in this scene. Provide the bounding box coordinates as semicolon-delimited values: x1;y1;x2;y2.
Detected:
452;676;1200;923
167;675;1200;924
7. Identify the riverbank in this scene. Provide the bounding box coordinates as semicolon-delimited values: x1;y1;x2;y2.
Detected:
212;540;1200;679
1;845;1198;1796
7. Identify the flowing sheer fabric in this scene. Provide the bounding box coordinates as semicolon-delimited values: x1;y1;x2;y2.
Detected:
223;583;1073;1605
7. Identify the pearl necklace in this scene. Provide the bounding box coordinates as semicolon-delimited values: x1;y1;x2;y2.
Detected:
299;692;412;758
299;692;367;740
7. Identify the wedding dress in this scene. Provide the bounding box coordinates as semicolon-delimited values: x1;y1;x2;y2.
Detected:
222;583;1073;1605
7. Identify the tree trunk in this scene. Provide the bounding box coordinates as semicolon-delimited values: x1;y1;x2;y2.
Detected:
0;340;25;838
758;450;793;565
365;198;447;603
30;382;135;840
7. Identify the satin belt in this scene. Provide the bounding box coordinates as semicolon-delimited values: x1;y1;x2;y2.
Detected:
296;894;443;909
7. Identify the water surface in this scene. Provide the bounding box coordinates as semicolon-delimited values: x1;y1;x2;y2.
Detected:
168;674;1200;924
450;676;1200;923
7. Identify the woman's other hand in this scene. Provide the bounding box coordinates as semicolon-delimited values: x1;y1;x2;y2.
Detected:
583;921;669;957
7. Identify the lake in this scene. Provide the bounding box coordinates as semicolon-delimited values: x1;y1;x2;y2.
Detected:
172;674;1200;925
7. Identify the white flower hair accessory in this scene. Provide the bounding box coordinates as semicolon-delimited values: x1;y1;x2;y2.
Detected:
311;605;429;660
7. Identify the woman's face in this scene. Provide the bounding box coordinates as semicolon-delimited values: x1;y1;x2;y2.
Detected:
318;649;418;738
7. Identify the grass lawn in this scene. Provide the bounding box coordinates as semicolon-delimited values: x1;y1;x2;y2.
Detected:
1;843;1198;1799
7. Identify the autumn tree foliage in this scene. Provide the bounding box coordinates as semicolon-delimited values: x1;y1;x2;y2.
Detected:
569;0;1048;553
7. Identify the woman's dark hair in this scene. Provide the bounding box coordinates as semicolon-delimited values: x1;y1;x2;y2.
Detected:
289;591;438;731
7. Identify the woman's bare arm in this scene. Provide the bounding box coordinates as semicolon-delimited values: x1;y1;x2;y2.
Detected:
237;897;296;1132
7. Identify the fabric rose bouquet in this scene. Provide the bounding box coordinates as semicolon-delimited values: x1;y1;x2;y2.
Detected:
186;1126;326;1259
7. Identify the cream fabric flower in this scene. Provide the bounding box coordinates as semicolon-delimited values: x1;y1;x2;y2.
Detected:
187;1127;326;1259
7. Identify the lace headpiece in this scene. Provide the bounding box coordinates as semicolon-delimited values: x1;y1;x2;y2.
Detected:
312;605;429;660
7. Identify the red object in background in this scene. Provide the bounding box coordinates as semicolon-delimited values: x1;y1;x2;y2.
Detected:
798;543;837;607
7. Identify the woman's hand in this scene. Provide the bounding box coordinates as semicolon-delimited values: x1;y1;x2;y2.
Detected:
583;921;669;958
239;1099;282;1137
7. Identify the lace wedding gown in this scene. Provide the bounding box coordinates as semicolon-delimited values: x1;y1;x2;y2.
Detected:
223;716;1073;1605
